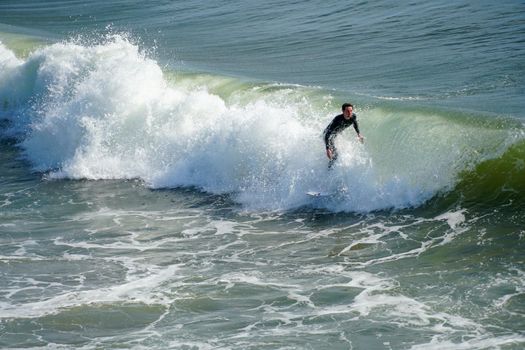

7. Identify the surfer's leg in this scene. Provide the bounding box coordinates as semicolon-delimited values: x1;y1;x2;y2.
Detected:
328;146;338;169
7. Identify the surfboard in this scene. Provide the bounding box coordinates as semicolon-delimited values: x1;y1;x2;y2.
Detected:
306;191;334;197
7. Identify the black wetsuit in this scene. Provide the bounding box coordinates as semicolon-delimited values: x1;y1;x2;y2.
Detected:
323;113;360;168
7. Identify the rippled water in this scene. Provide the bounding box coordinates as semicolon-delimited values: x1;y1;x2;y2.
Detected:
1;1;524;349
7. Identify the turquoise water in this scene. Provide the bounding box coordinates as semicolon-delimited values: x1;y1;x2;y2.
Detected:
1;1;524;349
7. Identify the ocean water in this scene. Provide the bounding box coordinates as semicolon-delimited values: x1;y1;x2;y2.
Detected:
0;1;524;349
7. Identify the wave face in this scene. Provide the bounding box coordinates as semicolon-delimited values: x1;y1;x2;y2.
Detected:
1;36;523;212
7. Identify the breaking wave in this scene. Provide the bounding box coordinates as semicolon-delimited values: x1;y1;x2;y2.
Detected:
1;36;523;212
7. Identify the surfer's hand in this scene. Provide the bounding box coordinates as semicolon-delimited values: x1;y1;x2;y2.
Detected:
357;134;364;143
326;148;333;159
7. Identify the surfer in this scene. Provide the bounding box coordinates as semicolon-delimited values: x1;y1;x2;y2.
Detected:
323;103;364;169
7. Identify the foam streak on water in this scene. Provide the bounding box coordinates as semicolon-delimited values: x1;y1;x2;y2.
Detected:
0;183;523;349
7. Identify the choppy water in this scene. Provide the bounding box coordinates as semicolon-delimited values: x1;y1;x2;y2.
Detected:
0;1;524;349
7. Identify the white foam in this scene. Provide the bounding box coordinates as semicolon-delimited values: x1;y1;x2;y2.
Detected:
434;209;466;230
0;263;180;318
409;334;525;350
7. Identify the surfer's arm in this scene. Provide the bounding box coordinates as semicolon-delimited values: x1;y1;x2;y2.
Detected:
352;115;360;135
324;132;332;149
324;133;335;159
323;129;336;159
353;116;364;143
326;148;334;159
323;121;335;149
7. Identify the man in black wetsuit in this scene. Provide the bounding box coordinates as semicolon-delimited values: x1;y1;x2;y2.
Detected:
323;103;364;168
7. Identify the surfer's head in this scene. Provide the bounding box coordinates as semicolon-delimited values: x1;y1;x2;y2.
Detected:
342;103;353;117
342;103;353;111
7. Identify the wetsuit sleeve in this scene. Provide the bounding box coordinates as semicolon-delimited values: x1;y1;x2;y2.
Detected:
353;114;360;134
324;121;335;149
324;130;331;149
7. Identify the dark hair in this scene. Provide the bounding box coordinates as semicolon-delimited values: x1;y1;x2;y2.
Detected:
341;103;353;111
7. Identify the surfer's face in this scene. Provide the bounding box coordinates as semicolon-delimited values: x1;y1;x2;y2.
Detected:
343;106;353;118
